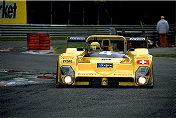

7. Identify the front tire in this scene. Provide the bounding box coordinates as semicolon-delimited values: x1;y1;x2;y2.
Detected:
56;62;59;85
149;64;154;88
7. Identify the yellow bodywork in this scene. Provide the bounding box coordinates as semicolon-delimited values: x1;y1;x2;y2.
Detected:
56;35;153;87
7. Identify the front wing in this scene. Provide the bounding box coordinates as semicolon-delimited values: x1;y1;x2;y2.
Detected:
56;62;154;87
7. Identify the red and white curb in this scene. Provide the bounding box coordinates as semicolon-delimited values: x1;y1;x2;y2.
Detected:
0;48;17;52
21;47;59;55
0;47;59;55
0;69;56;86
37;73;56;79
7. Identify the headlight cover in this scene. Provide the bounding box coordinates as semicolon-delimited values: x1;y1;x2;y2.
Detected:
61;66;75;77
135;66;150;85
135;66;149;77
61;66;75;85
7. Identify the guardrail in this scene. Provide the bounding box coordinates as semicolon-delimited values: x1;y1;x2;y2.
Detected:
0;24;175;39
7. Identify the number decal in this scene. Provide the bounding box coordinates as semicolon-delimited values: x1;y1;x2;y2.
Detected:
99;51;112;55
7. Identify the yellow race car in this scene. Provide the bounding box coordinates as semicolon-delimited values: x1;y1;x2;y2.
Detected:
56;35;154;87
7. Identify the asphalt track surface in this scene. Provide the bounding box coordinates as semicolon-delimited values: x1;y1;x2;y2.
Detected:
0;41;176;118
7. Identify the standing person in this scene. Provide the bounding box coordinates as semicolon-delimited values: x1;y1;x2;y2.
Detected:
157;16;169;47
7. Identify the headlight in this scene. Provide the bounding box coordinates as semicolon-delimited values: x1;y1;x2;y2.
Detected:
138;77;146;84
61;66;75;85
63;76;74;85
65;76;72;83
135;66;150;85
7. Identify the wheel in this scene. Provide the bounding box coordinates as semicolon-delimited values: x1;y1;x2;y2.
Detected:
148;64;154;88
56;62;58;84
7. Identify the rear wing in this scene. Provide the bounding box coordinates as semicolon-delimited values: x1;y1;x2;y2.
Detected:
67;37;86;48
126;37;148;49
66;36;148;53
67;37;86;42
67;35;128;54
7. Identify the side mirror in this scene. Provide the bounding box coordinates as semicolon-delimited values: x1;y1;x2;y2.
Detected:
125;48;135;55
128;48;135;51
77;47;84;51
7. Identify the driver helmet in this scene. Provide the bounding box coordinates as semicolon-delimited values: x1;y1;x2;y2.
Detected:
90;42;101;51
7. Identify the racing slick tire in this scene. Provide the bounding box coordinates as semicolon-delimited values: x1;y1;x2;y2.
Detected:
56;62;66;88
56;62;58;84
148;64;154;88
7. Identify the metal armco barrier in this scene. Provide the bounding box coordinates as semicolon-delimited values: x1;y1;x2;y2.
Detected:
0;24;175;39
27;33;50;50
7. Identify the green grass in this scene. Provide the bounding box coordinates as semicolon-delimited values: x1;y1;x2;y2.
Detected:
53;43;85;54
0;38;27;41
51;37;67;40
153;54;176;58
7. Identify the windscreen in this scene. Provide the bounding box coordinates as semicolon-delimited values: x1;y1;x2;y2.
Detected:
87;37;125;52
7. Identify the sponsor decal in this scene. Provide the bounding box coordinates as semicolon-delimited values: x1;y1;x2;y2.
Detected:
0;1;17;19
137;60;149;65
97;63;113;68
92;46;96;50
69;37;85;41
99;58;112;61
99;51;112;55
130;38;145;41
0;0;27;24
114;73;132;76
78;73;96;76
63;60;72;63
